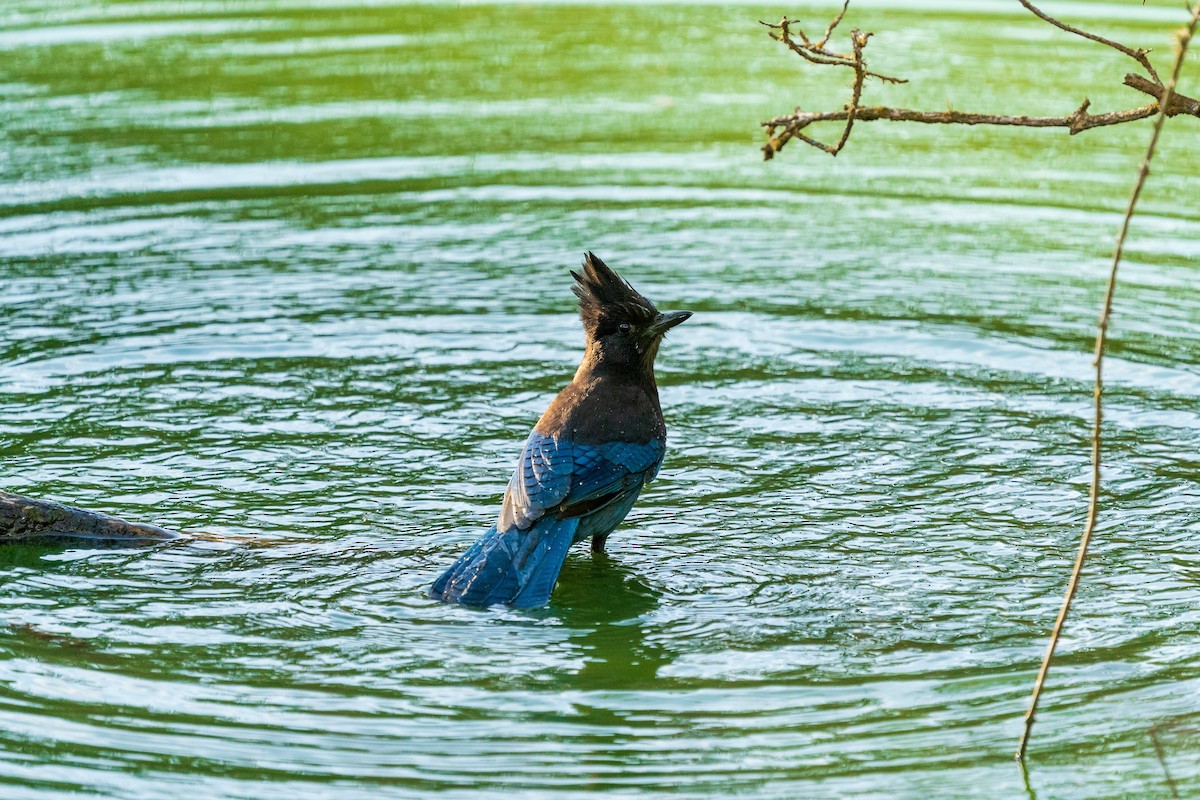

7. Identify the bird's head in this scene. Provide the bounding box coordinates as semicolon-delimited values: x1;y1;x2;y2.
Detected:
572;252;691;376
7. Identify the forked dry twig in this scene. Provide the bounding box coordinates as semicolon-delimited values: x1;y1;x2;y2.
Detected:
762;1;1199;159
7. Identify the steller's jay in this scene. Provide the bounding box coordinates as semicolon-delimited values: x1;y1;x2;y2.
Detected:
430;253;691;608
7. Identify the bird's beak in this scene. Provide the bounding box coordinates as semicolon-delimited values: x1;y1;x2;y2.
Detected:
649;310;692;336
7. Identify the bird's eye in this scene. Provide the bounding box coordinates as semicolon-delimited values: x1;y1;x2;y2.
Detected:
618;323;633;335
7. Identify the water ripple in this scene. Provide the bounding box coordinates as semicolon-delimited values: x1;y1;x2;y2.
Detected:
4;1;1200;798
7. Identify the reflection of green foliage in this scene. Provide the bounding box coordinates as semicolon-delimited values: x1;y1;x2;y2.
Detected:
3;3;1196;213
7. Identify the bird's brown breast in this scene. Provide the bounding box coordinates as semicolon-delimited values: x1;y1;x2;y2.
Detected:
534;374;665;445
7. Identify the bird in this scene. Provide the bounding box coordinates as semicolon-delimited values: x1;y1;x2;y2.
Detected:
430;253;692;608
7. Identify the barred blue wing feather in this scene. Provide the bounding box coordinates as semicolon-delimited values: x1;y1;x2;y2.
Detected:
598;439;665;476
498;431;573;531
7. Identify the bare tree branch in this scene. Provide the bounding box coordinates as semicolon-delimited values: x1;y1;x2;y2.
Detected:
1015;2;1200;763
762;0;1200;768
763;99;1181;159
760;15;905;83
817;0;850;49
1017;0;1160;84
1124;72;1200;116
763;1;1197;159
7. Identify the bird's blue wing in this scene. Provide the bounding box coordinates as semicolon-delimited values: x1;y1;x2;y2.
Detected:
431;432;665;608
556;438;665;520
497;431;574;531
496;432;663;529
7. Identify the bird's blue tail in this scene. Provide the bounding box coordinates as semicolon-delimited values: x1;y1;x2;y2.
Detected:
430;516;580;608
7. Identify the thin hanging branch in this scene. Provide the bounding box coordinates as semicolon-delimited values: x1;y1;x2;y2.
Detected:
1015;2;1200;762
1015;0;1160;84
762;1;1199;159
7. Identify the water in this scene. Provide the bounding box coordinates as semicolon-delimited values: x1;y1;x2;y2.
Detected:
3;1;1200;797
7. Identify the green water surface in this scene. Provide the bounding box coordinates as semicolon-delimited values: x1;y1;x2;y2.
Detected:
2;1;1200;797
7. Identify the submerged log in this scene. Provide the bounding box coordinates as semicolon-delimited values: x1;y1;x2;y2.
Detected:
0;490;181;543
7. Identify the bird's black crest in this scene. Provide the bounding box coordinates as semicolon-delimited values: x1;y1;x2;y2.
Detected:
571;252;657;336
